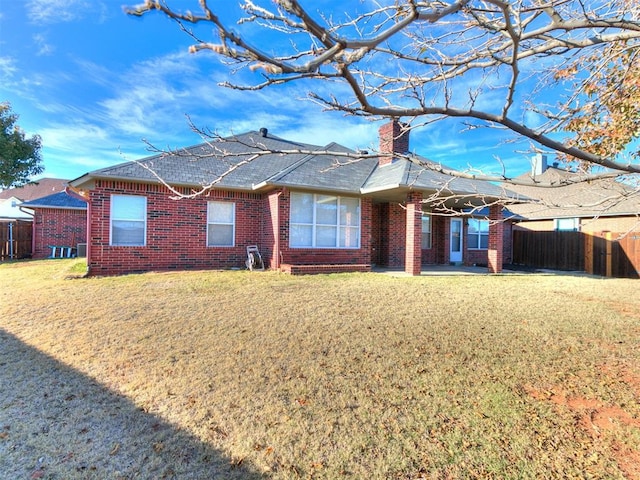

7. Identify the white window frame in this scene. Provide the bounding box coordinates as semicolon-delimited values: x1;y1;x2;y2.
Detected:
110;194;147;246
289;192;361;249
207;201;236;247
421;214;432;249
467;218;489;250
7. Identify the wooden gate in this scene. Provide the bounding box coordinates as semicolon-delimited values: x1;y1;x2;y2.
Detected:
0;220;32;260
586;232;640;278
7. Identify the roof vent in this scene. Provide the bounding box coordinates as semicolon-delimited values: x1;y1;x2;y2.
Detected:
259;127;268;137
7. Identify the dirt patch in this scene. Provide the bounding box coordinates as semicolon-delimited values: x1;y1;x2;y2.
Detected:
614;445;640;480
525;362;640;479
605;299;640;321
601;363;640;397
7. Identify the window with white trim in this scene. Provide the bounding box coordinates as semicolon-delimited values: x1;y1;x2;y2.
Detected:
290;193;360;248
467;218;489;250
555;218;579;231
110;194;146;246
207;201;235;246
421;214;432;249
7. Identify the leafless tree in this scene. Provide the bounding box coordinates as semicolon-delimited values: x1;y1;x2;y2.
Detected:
128;1;639;176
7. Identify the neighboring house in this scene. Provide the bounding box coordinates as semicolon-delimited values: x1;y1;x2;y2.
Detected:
0;196;33;221
0;178;69;221
70;120;515;276
506;155;640;233
19;190;88;259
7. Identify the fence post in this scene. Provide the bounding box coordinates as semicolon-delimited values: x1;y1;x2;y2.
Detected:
605;231;612;277
584;234;593;275
9;222;14;259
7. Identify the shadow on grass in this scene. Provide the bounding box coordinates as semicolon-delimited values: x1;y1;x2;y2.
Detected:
0;328;263;479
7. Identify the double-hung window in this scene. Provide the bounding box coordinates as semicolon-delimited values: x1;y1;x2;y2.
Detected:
421;214;432;249
467;218;489;250
207;201;235;246
110;194;147;246
290;193;360;248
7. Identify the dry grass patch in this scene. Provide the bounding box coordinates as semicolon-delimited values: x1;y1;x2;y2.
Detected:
1;259;639;479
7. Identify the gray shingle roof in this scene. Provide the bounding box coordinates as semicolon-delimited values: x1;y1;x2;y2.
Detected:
505;168;640;219
20;191;87;210
72;130;513;201
362;155;509;198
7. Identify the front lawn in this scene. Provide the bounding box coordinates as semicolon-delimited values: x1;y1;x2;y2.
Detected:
1;260;639;479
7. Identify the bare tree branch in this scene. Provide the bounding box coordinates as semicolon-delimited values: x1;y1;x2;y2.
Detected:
127;0;640;176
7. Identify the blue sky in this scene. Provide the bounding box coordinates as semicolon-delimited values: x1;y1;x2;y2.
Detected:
0;0;534;182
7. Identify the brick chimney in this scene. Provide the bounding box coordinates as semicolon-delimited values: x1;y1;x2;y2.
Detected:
379;119;409;166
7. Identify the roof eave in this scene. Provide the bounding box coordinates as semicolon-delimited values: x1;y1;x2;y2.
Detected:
71;173;256;193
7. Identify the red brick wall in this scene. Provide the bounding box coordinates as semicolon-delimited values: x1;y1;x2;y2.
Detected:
32;208;87;259
386;203;406;267
277;189;372;266
87;182;373;275
405;192;423;275
87;181;264;276
464;221;512;267
263;190;281;269
371;203;383;266
421;214;446;265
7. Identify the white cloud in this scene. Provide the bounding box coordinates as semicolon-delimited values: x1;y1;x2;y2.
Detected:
38;122;109;151
26;0;92;24
0;56;17;79
33;33;55;56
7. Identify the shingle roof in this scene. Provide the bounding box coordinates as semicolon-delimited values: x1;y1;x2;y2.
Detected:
505;168;640;219
75;132;316;189
20;191;87;210
0;178;68;201
71;130;513;201
362;155;509;198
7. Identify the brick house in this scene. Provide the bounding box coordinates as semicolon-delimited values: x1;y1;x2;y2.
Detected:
507;155;640;233
70;120;514;276
19;190;88;259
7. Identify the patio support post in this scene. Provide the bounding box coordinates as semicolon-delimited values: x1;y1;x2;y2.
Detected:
488;204;503;273
405;192;423;276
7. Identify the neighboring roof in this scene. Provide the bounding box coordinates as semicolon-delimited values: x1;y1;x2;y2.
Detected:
505;167;640;220
0;178;69;201
70;130;512;202
20;191;87;210
0;197;33;220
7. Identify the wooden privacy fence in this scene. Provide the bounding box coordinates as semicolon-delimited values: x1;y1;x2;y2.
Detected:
0;221;32;261
513;230;640;279
512;230;584;271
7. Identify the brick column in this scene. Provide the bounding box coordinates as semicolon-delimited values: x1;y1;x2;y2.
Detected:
405;192;423;276
488;204;503;273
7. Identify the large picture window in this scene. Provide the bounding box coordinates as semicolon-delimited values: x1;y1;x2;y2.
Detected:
421;214;432;249
110;194;147;246
207;201;235;246
290;193;360;248
467;218;489;250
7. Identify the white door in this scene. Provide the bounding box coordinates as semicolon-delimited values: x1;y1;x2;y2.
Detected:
450;218;463;263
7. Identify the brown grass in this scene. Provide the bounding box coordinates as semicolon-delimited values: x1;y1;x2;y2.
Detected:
1;259;639;479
